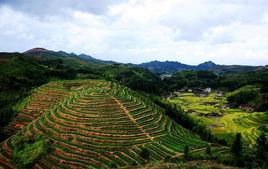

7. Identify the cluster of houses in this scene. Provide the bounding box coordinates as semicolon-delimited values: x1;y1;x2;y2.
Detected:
164;87;224;99
239;104;255;112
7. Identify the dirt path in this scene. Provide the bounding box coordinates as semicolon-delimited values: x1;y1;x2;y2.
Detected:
109;95;154;141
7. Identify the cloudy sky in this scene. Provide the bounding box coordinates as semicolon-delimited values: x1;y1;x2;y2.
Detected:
0;0;268;65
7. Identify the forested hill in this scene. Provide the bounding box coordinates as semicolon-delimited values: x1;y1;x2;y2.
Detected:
137;60;265;75
24;47;116;65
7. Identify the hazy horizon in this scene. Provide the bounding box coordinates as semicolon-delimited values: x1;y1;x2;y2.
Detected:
1;0;268;66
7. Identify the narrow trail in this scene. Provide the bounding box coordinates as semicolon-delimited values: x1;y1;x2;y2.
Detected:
109;94;154;141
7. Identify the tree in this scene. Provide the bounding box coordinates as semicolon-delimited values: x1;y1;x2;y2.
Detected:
206;144;212;158
255;133;268;166
140;148;150;160
109;162;117;169
184;145;189;159
231;133;243;166
231;133;243;156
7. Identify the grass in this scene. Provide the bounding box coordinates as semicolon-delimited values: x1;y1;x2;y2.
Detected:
12;135;49;168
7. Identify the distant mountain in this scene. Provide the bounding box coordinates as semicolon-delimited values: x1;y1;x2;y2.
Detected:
24;47;115;65
210;65;262;74
78;54;116;65
138;60;195;74
24;47;52;54
137;60;261;75
196;61;217;70
0;50;165;96
138;60;218;74
24;47;76;59
23;48;264;75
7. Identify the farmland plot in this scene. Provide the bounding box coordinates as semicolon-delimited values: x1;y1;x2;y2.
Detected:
0;80;207;169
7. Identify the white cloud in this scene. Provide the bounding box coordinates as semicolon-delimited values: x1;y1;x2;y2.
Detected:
0;0;268;65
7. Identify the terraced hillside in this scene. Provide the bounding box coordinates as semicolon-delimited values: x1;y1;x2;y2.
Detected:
3;81;79;137
169;92;268;144
0;80;207;169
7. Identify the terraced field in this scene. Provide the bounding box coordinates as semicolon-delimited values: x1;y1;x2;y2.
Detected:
0;80;207;169
169;92;268;145
2;80;82;137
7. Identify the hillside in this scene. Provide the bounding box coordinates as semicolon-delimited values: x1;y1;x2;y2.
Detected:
0;51;166;133
138;61;196;74
137;60;219;75
169;91;268;145
24;48;115;66
0;80;207;168
0;49;267;169
0;51;165;94
137;60;263;75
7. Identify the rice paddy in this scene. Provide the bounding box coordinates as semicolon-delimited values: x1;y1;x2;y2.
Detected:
169;92;268;145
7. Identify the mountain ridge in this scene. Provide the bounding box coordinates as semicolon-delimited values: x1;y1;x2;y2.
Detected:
21;47;265;74
137;60;219;74
137;60;264;74
24;47;116;65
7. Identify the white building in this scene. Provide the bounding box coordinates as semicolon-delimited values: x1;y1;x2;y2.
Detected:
204;87;211;93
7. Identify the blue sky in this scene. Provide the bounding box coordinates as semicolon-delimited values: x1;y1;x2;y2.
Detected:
0;0;268;65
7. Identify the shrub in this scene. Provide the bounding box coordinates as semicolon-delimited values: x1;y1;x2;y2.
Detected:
206;144;212;158
12;135;50;168
140;148;150;160
184;145;189;160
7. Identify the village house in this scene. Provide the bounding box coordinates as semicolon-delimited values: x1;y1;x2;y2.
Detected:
216;91;223;97
203;87;212;93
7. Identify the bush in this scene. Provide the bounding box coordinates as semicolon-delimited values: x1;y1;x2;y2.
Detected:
140;148;150;160
109;162;118;169
227;88;257;107
184;145;189;160
255;133;268;166
12;135;50;168
206;144;212;158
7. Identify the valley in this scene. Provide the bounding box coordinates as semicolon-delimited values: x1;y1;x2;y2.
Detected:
0;49;267;169
168;91;268;145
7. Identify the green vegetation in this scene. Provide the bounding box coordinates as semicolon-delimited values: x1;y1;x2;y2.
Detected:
0;49;268;169
166;70;218;90
231;133;242;156
140;148;150;160
184;145;189;159
0;52;165;141
151;96;227;145
231;133;243;166
166;69;268;92
255;133;268;167
0;80;208;168
100;64;166;94
227;85;268;111
206;144;212;158
169;91;268;145
11;135;50;168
